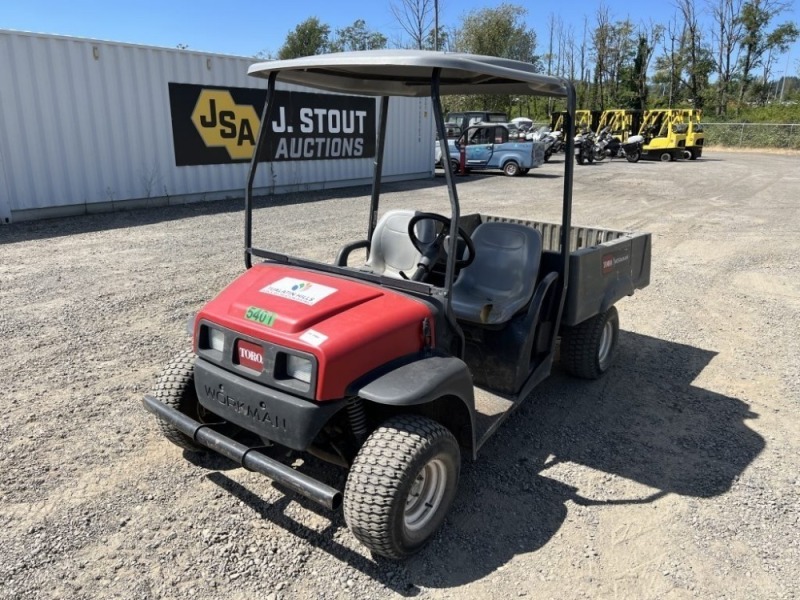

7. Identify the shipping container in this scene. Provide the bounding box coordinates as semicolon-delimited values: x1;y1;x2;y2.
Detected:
0;30;435;224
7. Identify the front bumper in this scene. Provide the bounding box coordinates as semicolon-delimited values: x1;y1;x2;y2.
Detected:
194;358;345;451
142;394;343;510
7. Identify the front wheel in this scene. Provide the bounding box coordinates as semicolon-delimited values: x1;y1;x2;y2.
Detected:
153;350;208;452
626;149;641;163
449;159;461;174
560;306;620;379
593;148;606;162
576;153;585;165
344;415;460;559
503;160;520;176
660;152;672;162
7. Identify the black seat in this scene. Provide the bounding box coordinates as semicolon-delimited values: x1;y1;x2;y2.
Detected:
451;222;542;325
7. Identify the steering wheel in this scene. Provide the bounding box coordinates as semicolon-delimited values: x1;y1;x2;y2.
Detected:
407;213;476;279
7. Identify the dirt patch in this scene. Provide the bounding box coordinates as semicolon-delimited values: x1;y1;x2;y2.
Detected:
1;151;799;599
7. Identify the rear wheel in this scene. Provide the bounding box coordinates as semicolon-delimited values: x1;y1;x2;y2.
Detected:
560;306;620;380
576;153;585;165
344;415;460;559
503;160;520;176
153;350;208;452
593;148;606;162
626;149;641;163
449;159;460;174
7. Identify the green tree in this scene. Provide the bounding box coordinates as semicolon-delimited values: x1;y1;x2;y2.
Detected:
454;4;538;63
451;4;540;114
423;26;451;51
589;8;639;109
737;0;799;109
675;0;714;109
709;0;745;116
278;17;331;59
653;15;684;107
629;29;661;110
329;19;387;52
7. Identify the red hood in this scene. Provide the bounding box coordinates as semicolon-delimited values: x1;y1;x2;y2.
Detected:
195;264;434;400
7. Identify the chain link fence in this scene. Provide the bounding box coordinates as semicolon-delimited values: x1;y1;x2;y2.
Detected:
702;122;800;150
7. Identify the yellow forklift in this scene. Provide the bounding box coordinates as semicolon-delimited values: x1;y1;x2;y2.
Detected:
637;109;688;161
674;109;704;159
596;109;636;141
550;110;600;137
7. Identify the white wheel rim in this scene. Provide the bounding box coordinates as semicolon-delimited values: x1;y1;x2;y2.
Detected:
598;320;614;368
404;458;447;532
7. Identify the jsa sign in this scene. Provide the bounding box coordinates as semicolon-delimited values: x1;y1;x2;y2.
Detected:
168;83;376;166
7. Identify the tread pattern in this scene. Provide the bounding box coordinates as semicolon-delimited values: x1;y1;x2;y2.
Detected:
344;415;459;559
153;350;203;451
561;306;619;380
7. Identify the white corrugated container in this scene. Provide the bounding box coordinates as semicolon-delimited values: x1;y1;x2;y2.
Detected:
0;30;435;224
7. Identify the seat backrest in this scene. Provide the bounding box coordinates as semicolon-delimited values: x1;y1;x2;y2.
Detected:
365;210;436;278
451;222;542;325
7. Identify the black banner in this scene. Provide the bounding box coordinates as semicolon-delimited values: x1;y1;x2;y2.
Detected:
168;82;376;167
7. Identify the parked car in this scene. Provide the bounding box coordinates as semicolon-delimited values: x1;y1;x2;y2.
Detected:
445;110;508;136
436;122;544;176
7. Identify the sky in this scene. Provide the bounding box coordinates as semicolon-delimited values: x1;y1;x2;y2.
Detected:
1;0;798;76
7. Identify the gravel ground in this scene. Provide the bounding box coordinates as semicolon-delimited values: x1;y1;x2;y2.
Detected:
1;150;799;599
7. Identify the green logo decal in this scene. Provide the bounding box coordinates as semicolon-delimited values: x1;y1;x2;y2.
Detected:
245;306;277;327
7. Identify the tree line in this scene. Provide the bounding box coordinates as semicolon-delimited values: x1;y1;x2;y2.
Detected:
265;0;798;119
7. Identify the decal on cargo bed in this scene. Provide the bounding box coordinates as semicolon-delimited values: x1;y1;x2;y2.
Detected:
602;252;630;275
168;83;376;166
245;306;277;327
300;329;328;347
260;277;337;305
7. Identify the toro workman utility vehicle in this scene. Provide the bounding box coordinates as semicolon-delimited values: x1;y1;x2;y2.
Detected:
143;50;651;559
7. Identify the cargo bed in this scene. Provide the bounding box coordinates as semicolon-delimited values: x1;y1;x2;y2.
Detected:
465;213;651;327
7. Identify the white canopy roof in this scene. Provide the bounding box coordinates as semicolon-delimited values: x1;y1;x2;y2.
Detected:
248;50;570;98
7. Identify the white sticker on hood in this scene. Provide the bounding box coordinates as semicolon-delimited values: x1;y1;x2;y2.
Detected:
300;329;328;347
260;277;337;305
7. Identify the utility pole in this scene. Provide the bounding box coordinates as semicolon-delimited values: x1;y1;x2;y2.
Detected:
435;0;439;51
780;52;791;102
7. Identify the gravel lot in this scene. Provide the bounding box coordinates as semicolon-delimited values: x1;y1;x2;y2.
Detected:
1;150;799;599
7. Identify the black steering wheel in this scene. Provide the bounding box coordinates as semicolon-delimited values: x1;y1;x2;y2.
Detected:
407;212;476;280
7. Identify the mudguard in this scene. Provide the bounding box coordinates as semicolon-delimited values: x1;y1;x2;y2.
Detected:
354;354;477;453
356;355;475;408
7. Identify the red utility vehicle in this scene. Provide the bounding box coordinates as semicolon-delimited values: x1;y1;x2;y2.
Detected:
144;50;651;559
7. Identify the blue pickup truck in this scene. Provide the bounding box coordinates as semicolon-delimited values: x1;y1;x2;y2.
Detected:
435;123;545;176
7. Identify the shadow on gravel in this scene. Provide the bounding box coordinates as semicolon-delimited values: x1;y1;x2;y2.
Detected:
406;331;765;587
527;172;563;179
0;177;479;244
190;331;764;591
206;470;422;597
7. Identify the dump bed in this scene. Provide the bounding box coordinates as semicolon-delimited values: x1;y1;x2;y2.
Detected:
478;214;651;327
